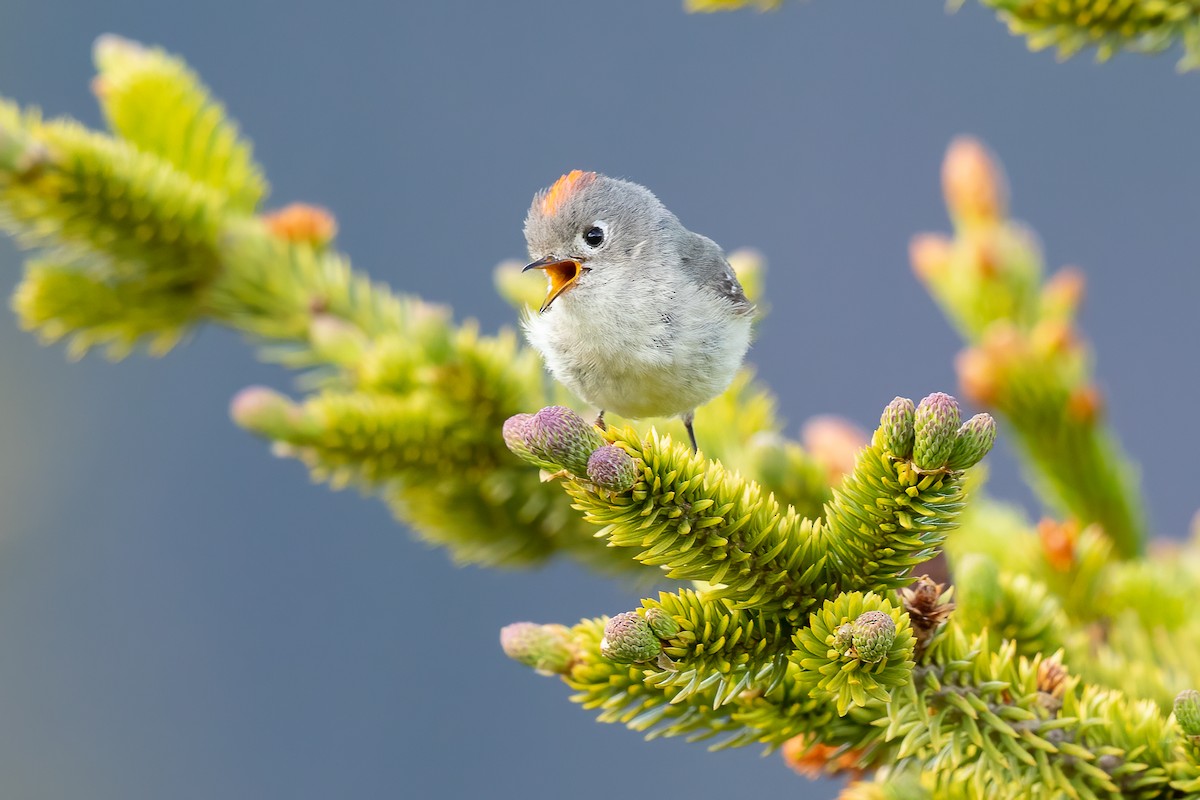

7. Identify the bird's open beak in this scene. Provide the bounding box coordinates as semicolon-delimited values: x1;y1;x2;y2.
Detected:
523;256;584;313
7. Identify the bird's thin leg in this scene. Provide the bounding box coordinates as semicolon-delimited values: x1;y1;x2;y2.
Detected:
683;411;698;453
594;410;607;431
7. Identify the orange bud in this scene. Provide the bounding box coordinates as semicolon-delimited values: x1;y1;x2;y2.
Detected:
909;233;953;283
971;232;1000;279
263;203;338;246
801;415;868;483
955;347;999;406
942;136;1008;226
1066;384;1103;424
1038;517;1079;572
1030;319;1076;358
982;322;1026;359
1042;266;1087;319
781;735;864;780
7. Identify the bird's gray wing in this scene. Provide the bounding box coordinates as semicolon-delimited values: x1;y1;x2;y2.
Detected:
684;233;755;316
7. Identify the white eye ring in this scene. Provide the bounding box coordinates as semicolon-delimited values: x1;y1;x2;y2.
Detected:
581;220;608;249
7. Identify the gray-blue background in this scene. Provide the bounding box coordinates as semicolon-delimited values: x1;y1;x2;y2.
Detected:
0;2;1197;798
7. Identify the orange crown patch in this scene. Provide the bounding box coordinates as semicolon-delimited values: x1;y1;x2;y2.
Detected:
539;170;597;216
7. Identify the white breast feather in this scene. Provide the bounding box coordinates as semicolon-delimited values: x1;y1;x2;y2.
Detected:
523;265;751;419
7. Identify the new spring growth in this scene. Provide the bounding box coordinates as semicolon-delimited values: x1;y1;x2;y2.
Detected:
832;611;897;663
229;386;318;440
502;408;597;474
833;623;855;656
851;611;897;663
503;407;638;489
880;393;993;472
600;612;663;664
502;413;540;465
946;412;997;471
586;445;638;493
912;392;960;470
880;396;916;457
523;406;605;477
795;593;915;715
262;203;338;248
643;607;680;639
942;136;1008;228
1176;689;1200;738
500;623;574;676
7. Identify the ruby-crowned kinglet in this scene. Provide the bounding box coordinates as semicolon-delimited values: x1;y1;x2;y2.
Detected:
522;170;753;452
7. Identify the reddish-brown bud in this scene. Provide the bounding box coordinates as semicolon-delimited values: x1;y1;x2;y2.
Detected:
909;233;953;283
1038;518;1079;572
942;136;1008;226
263;203;338;247
802;415;867;482
1066;385;1104;425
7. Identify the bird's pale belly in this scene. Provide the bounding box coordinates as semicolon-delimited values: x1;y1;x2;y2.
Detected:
562;350;723;420
525;294;749;420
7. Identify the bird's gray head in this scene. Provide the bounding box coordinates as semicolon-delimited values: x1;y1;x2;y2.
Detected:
522;170;678;312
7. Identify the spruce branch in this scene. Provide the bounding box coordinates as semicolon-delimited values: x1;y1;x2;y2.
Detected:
92;34;267;211
687;0;1200;71
913;137;1148;558
978;0;1200;71
507;589;1200;795
793;592;915;716
512;617;753;744
502;614;883;752
502;391;992;624
947;505;1200;712
880;623;1200;799
951;553;1071;660
623;589;794;707
14;257;196;357
0;46;616;569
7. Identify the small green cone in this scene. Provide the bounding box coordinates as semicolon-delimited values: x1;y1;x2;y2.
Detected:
525;406;604;476
230;386;293;432
502;414;537;462
600;612;662;664
912;392;961;470
229;386;319;439
833;623;856;657
946;413;997;470
1175;689;1200;737
586;445;638;493
852;611;897;663
644;607;680;640
499;622;574;675
880;396;916;458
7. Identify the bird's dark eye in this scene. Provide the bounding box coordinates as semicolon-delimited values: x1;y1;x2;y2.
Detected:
583;226;605;248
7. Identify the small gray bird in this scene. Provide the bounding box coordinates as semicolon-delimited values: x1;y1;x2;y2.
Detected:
522;170;754;452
